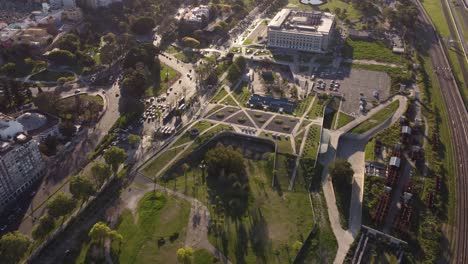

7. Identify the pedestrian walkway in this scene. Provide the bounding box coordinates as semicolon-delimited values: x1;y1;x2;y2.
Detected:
319;95;407;263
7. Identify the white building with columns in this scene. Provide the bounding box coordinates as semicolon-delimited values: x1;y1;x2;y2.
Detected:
267;9;336;53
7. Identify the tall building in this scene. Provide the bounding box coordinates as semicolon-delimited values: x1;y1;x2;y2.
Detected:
267;9;336;53
0;134;45;210
0;114;45;210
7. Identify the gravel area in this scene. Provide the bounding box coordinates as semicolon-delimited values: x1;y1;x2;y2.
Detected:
246;109;273;127
206;106;240;121
225;111;256;128
264;115;299;133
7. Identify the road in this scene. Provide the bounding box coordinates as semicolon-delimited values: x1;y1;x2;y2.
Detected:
415;1;468;263
16;80;121;236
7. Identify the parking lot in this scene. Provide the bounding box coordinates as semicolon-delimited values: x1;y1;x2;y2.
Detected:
314;67;391;116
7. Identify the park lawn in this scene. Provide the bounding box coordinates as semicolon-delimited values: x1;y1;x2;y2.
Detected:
260;132;294;155
287;0;363;21
219;94;238;106
160;149;316;263
343;39;407;65
110;192;191;264
30;70;74;82
141;146;186;178
302;125;321;161
210;88;228;103
208;159;315;264
350;100;400;134
294;130;305;154
364;139;376;162
243;38;253;45
57;94;104;121
193;249;219;264
294;96;314;117
232;82;252;106
307;96;330;120
173;121;215;147
336;111;355;129
205;105;224;117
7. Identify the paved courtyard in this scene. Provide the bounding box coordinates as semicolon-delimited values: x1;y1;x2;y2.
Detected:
315;67;391;116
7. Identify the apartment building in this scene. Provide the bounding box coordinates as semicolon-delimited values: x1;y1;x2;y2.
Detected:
0;114;46;210
0;134;45;209
267;9;336;53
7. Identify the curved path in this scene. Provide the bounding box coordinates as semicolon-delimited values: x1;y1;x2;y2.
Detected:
319;96;407;264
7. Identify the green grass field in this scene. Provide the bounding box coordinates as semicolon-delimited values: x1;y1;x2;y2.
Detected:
210;88;228;103
350;100;400;134
420;0;468;108
141;146;186;178
173;121;215;147
232;82;252;106
287;0;362;21
343;39;407;65
111;192;191;264
294;96;314;117
30;70;74;82
260;132;294;154
303;125;321;161
308;96;330;120
364;139;376;162
336;111;355;129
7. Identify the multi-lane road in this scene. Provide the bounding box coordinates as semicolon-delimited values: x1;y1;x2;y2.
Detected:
415;1;468;263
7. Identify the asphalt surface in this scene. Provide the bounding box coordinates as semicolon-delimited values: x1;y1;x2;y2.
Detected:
415;1;468;263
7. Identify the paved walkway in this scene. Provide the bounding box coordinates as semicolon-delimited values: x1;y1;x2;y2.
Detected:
319;95;407;263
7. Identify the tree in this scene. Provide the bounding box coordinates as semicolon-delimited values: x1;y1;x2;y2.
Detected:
0;62;16;77
39;136;58;156
127;134;141;148
59;121;76;138
33;91;60;113
226;64;241;84
100;42;119;65
58;33;80;53
0;231;32;264
121;69;147;97
69;175;95;201
47;49;76;65
182;163;190;192
205;145;246;178
88;222;111;244
292;240;303;254
47;192;76;219
103;146;127;172
233;56;246;72
32;215;55;240
91;162;113;186
176;246;193;264
328;159;354;185
123;43;158;68
131;16;155;35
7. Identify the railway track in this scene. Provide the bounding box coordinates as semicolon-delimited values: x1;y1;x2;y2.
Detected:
415;1;468;263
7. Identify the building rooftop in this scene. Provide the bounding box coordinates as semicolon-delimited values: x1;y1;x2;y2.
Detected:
390;156;401;167
268;9;335;35
16;112;48;132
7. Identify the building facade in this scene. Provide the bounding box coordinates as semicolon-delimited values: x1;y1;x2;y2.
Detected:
267;9;335;53
0;134;45;209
